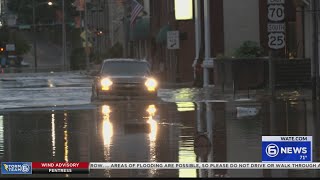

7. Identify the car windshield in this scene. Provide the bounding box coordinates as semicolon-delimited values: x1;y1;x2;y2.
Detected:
101;61;150;76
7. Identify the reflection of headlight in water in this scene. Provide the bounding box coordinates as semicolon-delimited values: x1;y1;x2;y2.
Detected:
102;105;113;146
51;113;56;157
148;118;157;142
103;119;113;146
102;105;111;115
147;105;157;116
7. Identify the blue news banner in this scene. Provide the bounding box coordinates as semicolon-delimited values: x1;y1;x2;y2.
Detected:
1;162;32;174
262;136;312;162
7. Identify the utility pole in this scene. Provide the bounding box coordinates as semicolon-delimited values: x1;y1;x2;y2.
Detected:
203;0;213;87
84;0;90;70
123;2;129;58
193;0;201;83
32;0;38;72
312;0;319;100
62;0;67;71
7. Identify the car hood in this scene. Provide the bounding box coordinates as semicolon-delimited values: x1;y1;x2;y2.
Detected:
102;76;148;84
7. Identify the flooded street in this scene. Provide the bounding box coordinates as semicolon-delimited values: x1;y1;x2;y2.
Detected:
0;73;92;109
0;73;320;177
1;0;320;177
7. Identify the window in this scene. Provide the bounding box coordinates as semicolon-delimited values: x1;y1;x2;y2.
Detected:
102;61;150;76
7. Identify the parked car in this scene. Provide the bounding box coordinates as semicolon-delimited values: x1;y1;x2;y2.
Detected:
20;59;30;67
91;58;159;101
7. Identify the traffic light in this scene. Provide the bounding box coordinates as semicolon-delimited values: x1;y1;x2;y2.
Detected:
0;47;4;52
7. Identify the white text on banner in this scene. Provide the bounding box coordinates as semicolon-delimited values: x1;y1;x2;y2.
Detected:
90;162;320;170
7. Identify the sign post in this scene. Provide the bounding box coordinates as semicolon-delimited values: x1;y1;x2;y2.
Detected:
167;31;180;50
267;0;286;96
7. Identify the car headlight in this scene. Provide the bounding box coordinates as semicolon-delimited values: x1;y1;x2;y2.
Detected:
145;78;158;91
101;78;113;90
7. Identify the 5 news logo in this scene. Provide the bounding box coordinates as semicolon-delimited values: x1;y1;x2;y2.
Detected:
1;162;32;174
262;136;312;162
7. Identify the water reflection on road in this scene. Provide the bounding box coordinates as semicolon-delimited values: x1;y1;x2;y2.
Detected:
0;98;319;178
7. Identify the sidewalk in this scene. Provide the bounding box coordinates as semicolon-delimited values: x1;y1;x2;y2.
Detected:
200;87;313;102
160;82;194;89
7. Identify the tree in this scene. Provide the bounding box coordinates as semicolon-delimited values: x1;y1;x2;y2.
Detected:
7;0;78;25
0;26;31;55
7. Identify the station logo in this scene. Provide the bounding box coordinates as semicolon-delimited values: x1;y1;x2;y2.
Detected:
262;136;312;162
1;162;32;174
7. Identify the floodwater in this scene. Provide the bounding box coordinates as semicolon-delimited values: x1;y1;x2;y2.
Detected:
0;99;319;178
0;73;319;178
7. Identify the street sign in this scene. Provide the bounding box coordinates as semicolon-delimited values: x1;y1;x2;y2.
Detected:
267;0;285;4
268;4;285;22
268;33;285;50
167;31;180;49
268;23;285;32
267;0;285;50
6;44;15;51
80;30;93;47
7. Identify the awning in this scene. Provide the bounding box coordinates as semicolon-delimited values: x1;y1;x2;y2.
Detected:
129;17;150;41
156;25;172;44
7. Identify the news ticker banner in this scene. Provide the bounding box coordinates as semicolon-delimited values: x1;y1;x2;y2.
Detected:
262;136;312;162
89;162;320;169
0;136;315;174
3;162;320;174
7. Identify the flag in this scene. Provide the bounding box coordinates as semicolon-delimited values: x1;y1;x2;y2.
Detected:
130;0;143;29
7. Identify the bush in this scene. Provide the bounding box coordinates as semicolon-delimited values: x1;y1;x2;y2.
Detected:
70;43;124;70
0;27;31;55
233;41;264;58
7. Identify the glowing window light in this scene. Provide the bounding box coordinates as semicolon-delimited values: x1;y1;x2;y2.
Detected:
174;0;193;20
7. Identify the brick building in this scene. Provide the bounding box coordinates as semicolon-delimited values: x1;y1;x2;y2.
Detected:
123;0;310;84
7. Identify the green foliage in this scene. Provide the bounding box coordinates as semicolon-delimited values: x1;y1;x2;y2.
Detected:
233;41;264;58
11;32;31;55
7;0;78;25
70;43;124;70
0;26;31;55
216;53;233;59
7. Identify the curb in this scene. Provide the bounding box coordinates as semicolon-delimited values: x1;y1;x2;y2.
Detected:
160;82;194;89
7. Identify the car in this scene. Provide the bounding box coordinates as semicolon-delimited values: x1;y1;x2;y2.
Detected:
20;60;30;67
91;58;159;101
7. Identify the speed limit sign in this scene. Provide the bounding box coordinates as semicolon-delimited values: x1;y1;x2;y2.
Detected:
268;33;285;50
268;5;285;21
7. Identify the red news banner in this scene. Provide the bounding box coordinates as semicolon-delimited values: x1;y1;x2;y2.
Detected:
32;162;89;174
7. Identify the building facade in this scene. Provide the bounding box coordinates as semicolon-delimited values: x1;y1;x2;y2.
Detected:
123;0;312;84
107;0;319;88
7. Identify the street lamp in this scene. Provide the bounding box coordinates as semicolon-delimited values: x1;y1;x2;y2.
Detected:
32;0;54;72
